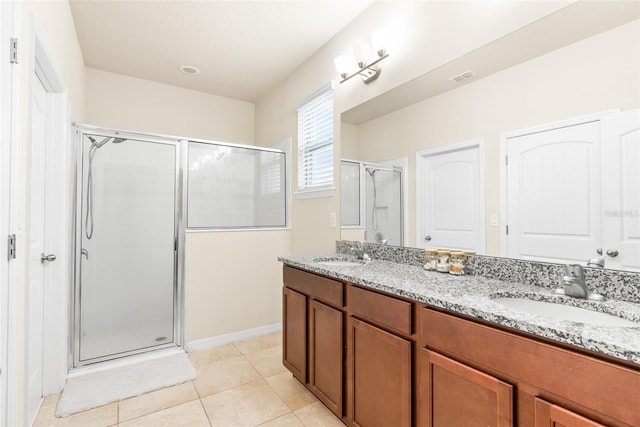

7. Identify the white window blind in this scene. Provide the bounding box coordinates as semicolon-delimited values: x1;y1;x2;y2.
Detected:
297;86;334;195
260;151;282;195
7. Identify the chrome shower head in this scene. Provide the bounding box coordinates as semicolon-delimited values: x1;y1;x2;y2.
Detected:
88;136;126;147
88;135;111;149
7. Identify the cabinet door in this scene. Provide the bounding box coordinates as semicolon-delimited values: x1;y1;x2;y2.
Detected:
309;300;343;417
419;348;513;427
283;287;307;382
349;317;411;427
534;398;606;427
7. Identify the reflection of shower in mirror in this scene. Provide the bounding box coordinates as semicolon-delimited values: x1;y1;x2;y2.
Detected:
341;160;404;246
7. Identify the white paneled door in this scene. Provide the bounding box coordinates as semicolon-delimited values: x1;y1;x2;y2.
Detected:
506;110;640;270
602;109;640;271
27;76;50;424
418;142;484;252
506;121;602;264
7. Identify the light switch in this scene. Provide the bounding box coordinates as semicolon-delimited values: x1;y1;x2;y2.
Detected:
490;214;499;226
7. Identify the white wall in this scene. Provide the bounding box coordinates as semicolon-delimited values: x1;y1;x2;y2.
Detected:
85;68;255;144
185;230;290;341
353;20;640;252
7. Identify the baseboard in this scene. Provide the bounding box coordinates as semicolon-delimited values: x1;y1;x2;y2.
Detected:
187;322;282;352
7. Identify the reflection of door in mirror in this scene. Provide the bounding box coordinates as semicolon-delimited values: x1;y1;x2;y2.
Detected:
602;109;640;271
417;140;485;253
505;110;640;271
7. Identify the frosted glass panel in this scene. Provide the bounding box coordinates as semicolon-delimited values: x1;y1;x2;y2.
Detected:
187;142;286;228
341;161;361;226
79;136;176;362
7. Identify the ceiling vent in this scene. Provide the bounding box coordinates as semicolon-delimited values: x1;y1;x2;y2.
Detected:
449;70;476;83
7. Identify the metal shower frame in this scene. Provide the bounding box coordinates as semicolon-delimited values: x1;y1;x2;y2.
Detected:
71;124;187;369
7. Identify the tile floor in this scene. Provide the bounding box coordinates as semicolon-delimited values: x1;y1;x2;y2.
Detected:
34;333;345;427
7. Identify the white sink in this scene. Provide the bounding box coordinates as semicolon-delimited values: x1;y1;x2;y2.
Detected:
317;260;364;267
493;298;639;327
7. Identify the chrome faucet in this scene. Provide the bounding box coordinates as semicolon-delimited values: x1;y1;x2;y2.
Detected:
374;232;392;245
352;242;371;261
556;264;604;301
561;264;588;298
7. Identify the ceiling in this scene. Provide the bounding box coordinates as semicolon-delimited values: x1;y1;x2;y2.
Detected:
69;0;373;103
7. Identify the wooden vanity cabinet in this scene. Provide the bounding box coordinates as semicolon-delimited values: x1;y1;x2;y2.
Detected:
419;307;640;427
282;266;345;418
282;265;639;427
347;284;415;427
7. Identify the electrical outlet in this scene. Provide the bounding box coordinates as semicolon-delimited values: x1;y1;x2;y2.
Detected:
330;212;337;228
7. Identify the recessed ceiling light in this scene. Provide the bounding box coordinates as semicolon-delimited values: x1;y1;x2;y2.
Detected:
179;65;200;75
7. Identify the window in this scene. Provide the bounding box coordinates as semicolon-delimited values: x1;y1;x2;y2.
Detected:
297;84;334;197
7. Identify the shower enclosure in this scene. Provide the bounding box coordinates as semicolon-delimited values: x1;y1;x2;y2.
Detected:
73;126;182;367
341;160;404;246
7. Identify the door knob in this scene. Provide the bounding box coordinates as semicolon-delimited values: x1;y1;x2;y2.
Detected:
605;249;619;257
424;235;432;241
41;253;56;263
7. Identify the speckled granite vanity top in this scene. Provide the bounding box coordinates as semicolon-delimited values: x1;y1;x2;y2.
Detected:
279;253;640;365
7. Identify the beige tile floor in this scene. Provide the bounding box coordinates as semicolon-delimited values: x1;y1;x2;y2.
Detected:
34;333;345;427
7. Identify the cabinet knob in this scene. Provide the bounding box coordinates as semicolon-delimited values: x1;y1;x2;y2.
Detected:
424;235;432;242
605;249;619;257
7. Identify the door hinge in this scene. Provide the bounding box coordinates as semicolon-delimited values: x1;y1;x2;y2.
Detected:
505;225;509;235
7;234;16;260
9;38;18;64
505;155;508;166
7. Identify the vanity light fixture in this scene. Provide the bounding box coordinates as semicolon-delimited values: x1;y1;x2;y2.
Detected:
335;28;391;85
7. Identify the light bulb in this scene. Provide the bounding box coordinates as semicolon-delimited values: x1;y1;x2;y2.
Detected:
371;28;391;57
334;54;355;78
353;43;371;68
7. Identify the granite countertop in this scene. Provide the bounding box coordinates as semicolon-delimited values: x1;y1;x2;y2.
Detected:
279;254;640;366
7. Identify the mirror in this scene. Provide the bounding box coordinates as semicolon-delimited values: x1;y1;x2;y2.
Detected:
338;11;640;271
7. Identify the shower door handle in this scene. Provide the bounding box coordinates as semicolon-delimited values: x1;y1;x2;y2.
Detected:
41;253;57;263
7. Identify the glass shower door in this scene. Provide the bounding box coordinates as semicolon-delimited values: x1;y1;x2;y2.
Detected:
77;134;178;365
365;168;403;246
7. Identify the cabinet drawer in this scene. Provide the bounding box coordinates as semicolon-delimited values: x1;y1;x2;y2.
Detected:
283;265;343;307
348;285;412;335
